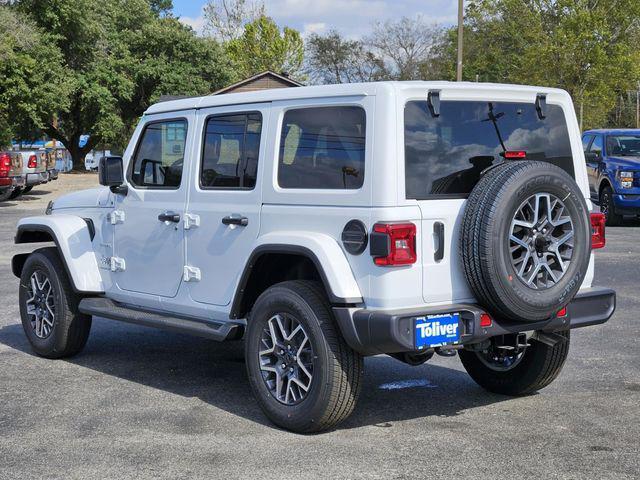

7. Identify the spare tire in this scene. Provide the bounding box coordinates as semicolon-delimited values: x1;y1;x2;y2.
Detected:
461;161;591;322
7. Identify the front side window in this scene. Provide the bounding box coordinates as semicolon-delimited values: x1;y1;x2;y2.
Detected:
130;120;187;188
582;134;594;152
404;101;574;199
278;106;366;189
589;135;604;155
201;112;262;189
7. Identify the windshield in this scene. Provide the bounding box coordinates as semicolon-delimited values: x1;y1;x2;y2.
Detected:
605;135;640;156
404;100;574;199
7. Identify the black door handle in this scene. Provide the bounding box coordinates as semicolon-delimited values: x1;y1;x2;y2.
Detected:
158;212;181;223
434;221;445;262
222;215;248;227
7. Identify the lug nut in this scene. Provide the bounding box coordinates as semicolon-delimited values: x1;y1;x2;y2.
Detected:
289;367;294;373
281;364;286;369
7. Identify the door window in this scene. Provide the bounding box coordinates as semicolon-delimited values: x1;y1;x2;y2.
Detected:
582;135;594;153
200;112;262;189
130;120;188;188
277;106;366;189
588;135;604;156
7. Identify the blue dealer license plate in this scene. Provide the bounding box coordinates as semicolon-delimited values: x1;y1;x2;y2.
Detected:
414;313;461;349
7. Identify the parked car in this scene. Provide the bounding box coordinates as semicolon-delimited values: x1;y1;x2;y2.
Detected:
12;82;615;432
12;150;48;197
0;151;25;201
582;128;640;225
85;150;112;171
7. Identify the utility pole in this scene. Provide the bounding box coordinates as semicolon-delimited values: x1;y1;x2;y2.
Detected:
456;0;464;81
636;82;639;129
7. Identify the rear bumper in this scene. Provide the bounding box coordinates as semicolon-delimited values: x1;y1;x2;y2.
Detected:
333;287;616;356
613;193;640;215
0;176;25;188
47;169;59;180
25;172;48;186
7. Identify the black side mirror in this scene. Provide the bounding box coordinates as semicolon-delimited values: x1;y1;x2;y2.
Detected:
98;156;127;194
585;152;601;162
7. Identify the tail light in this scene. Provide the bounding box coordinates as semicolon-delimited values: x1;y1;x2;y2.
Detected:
502;150;527;159
371;222;417;266
0;153;10;177
28;155;37;168
590;212;606;249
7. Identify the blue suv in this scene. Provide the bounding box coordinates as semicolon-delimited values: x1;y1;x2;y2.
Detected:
582;129;640;225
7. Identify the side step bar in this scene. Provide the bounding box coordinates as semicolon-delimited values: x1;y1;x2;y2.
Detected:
78;297;243;342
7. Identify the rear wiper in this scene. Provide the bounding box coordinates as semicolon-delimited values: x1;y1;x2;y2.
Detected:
482;103;507;153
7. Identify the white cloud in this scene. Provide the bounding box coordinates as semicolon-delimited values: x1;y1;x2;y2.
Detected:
179;15;206;35
302;22;327;36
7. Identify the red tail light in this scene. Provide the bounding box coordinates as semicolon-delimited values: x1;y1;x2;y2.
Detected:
371;223;417;266
0;153;10;177
590;212;606;249
480;313;492;327
557;307;567;317
28;155;37;168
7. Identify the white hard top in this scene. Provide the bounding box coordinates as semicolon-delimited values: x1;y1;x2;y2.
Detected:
144;81;569;115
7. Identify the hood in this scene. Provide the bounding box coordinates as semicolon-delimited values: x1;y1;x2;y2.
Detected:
607;156;640;169
52;187;113;210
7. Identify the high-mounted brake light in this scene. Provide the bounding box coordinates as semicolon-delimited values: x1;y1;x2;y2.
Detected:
28;154;37;169
370;222;417;266
590;212;606;249
502;150;527;159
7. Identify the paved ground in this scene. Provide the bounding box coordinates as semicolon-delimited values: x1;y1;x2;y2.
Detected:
1;175;639;479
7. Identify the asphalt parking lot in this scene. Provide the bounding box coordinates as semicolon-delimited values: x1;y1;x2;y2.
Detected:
1;175;639;479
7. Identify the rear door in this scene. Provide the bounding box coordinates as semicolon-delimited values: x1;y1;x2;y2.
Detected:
184;103;269;306
585;135;604;195
404;99;576;304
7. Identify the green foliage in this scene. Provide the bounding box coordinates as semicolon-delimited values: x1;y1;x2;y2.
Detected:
1;0;232;168
443;0;640;129
226;15;304;80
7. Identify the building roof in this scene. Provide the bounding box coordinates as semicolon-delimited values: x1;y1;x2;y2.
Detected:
145;81;570;115
211;70;303;95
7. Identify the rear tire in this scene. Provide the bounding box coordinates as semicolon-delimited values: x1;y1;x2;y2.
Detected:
19;247;92;358
459;331;570;395
22;185;33;194
245;280;363;433
0;188;13;202
9;187;22;199
599;185;623;226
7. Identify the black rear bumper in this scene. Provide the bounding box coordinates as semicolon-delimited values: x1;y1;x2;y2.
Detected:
333;287;616;356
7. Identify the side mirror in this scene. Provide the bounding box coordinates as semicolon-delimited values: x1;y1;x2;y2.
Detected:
98;156;127;194
585;152;601;162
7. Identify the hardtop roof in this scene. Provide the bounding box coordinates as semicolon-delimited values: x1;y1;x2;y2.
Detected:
144;81;569;115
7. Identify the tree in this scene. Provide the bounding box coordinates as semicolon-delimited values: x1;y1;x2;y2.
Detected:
203;0;265;42
6;0;232;169
442;0;640;128
367;16;445;80
225;15;304;79
305;30;387;84
0;7;68;148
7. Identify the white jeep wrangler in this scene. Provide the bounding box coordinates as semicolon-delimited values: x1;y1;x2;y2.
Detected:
13;82;615;432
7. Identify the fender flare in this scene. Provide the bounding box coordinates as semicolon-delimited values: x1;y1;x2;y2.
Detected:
14;215;104;293
230;232;363;319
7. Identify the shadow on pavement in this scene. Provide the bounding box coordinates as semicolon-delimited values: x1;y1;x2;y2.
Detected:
0;318;509;431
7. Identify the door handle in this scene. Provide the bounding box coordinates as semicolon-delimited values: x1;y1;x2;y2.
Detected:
158;212;181;223
434;222;445;262
222;215;248;227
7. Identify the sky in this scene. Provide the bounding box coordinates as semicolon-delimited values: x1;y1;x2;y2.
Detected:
173;0;461;38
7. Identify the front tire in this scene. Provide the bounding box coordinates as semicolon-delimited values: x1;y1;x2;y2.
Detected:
600;185;623;226
19;247;92;358
459;331;570;395
245;280;363;433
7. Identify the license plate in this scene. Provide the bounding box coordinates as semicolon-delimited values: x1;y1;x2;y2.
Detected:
414;313;461;349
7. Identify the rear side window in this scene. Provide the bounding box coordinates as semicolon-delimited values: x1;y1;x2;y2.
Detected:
201;112;262;189
130;120;187;188
404;101;574;199
278;106;366;189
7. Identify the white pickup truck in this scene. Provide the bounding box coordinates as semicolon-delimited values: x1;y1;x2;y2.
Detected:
12;82;615;432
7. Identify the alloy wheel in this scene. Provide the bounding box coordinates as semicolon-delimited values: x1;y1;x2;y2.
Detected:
509;193;574;289
25;271;55;339
258;313;314;405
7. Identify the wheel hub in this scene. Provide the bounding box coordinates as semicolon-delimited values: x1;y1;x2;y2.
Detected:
258;313;314;405
509;193;575;289
25;270;55;339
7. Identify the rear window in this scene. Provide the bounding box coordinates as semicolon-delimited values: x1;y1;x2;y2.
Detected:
404;100;574;199
277;106;366;189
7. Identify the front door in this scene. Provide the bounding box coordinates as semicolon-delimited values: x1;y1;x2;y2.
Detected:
185;104;269;306
114;111;195;298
